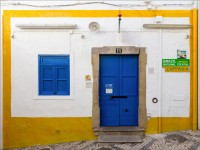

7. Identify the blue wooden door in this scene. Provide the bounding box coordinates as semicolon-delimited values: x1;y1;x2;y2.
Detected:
100;55;138;126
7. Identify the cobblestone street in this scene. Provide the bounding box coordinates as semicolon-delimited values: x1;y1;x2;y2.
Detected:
11;130;200;150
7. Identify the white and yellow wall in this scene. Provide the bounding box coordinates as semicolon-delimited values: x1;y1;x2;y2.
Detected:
0;0;198;149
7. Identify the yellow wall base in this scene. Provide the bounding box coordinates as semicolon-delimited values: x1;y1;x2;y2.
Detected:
146;117;192;134
3;117;192;149
3;117;97;149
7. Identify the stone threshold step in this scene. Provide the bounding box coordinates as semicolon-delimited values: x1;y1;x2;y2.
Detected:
98;135;143;143
96;131;144;134
94;127;145;132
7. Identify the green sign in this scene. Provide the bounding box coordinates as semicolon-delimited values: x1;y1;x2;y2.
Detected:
162;59;190;67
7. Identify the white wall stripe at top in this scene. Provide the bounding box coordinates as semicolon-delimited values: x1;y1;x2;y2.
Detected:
0;0;195;10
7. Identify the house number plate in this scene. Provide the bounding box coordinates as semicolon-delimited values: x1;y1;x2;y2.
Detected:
116;48;122;53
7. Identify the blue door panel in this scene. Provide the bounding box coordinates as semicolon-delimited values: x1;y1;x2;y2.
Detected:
119;56;138;126
100;56;118;76
121;77;138;95
100;101;120;126
121;56;138;76
119;97;138;126
100;56;119;126
120;118;138;126
100;55;139;126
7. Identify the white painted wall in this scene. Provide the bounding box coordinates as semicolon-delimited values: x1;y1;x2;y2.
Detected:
161;31;190;117
11;17;190;117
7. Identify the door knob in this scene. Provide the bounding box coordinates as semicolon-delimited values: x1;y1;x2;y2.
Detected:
125;109;128;112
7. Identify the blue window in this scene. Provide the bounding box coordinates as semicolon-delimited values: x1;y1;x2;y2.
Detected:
39;55;70;95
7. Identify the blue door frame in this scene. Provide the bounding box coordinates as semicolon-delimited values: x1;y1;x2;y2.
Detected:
100;55;139;126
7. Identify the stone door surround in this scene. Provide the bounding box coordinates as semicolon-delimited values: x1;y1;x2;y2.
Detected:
92;46;147;132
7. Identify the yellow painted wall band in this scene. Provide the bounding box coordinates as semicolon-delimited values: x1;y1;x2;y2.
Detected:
146;117;191;134
3;10;191;17
2;10;195;149
192;9;198;131
3;117;96;149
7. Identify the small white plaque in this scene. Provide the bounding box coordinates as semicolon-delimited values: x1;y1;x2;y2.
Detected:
106;88;113;94
148;67;154;74
85;82;92;88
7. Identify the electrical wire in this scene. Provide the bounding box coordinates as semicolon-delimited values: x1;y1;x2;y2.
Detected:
0;1;195;8
0;2;144;7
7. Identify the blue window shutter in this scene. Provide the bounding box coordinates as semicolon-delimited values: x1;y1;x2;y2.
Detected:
39;55;70;95
56;67;70;95
40;67;54;95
